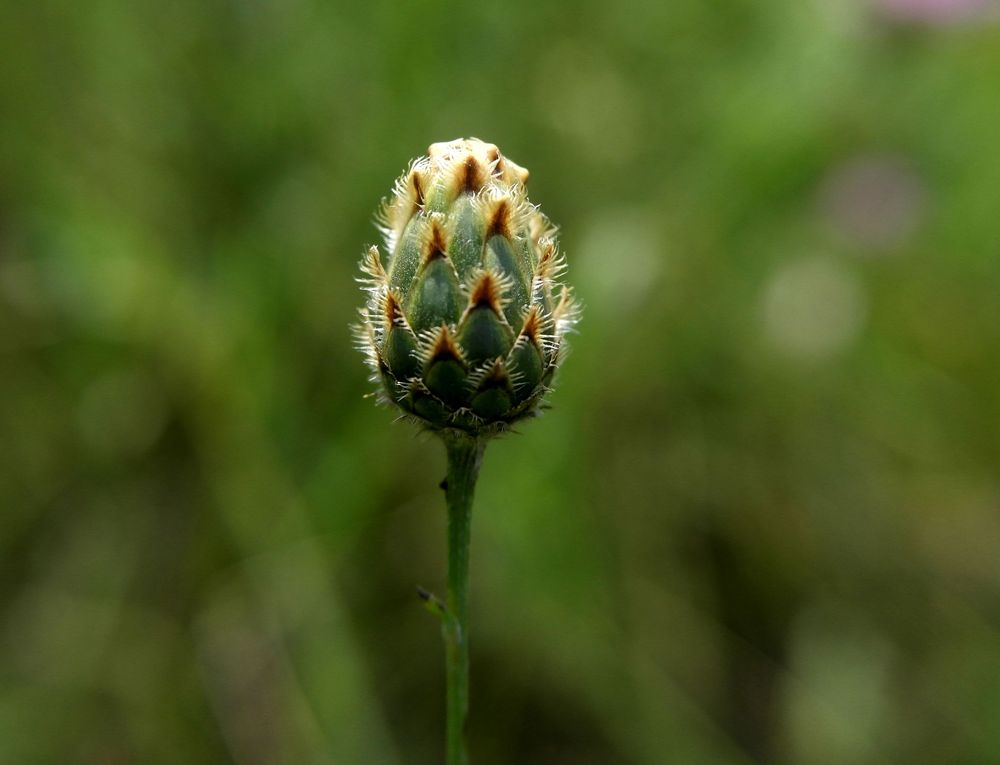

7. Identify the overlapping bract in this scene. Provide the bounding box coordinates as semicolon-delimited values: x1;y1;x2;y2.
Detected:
356;138;578;435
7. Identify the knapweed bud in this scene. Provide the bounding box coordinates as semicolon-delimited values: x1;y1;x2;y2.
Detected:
356;138;579;436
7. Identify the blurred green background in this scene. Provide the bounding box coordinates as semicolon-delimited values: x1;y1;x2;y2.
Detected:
3;0;1000;763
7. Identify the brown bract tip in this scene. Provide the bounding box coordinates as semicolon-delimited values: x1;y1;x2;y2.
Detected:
469;272;505;315
422;220;448;265
487;199;512;238
409;168;425;209
519;306;544;347
360;244;386;283
536;239;557;277
429;325;463;363
478;359;512;391
459;154;486;193
384;291;406;326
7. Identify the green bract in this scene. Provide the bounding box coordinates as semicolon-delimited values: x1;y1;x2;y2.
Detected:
356;138;578;435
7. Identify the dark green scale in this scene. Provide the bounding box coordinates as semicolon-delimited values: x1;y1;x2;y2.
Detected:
405;255;462;333
379;363;406;405
408;389;449;423
422;177;459;214
446;195;484;280
483;235;530;329
387;217;424;294
424;342;470;408
383;322;420;381
505;337;545;402
458;306;514;368
515;236;537;290
471;381;513;419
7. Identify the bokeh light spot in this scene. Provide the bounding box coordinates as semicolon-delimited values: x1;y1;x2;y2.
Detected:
761;255;866;360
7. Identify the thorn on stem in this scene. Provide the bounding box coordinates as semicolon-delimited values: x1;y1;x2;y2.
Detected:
439;478;448;491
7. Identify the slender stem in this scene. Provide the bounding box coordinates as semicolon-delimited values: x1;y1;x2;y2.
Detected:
441;431;485;765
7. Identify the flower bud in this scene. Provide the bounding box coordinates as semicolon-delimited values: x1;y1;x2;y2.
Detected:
356;138;578;435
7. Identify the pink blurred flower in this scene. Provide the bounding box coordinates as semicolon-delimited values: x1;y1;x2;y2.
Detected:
819;154;927;253
878;0;995;24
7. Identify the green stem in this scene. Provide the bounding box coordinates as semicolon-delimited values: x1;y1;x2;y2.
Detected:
441;431;485;765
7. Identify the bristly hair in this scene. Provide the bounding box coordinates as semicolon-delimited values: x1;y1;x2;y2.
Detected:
376;157;431;252
474;185;534;242
357;245;387;290
417;324;465;367
381;290;410;331
529;210;558;247
421;217;449;266
508;306;557;364
352;311;380;372
457;153;487;194
552;287;581;340
466;358;513;392
520;304;543;345
534;238;567;283
464;269;512;319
